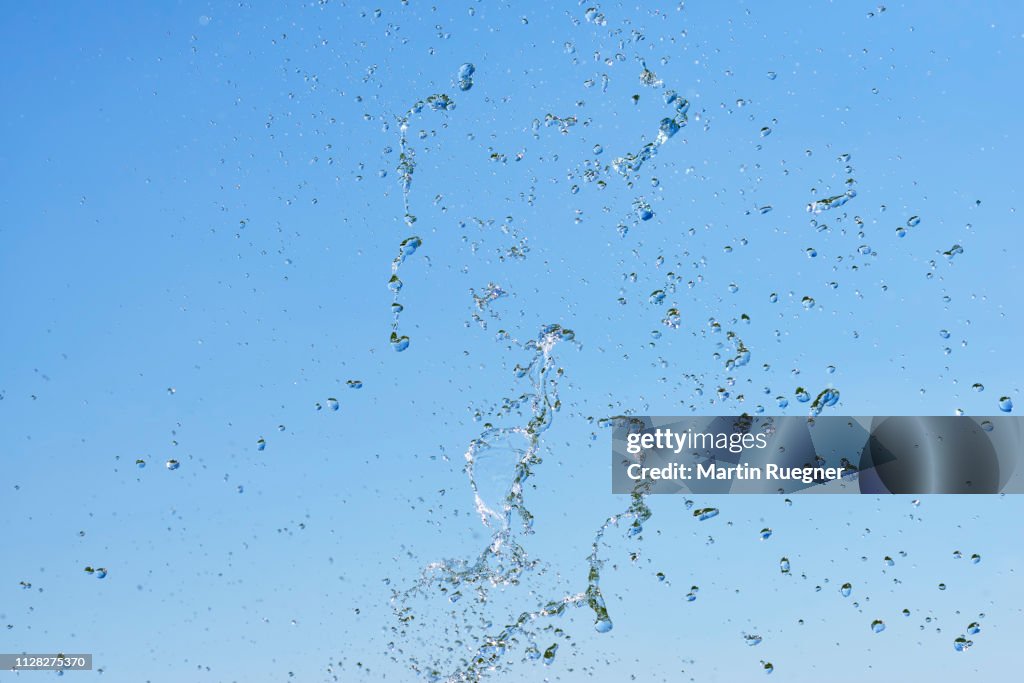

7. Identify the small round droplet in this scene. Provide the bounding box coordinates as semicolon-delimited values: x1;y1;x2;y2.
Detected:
998;396;1013;413
840;582;852;598
759;527;773;540
871;619;886;634
165;459;180;470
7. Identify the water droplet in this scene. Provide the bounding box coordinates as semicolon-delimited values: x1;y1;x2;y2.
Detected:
980;421;993;432
135;459;146;469
165;459;180;470
761;661;774;674
953;636;973;652
884;556;895;567
939;329;951;339
694;507;719;521
970;553;981;564
794;387;810;403
649;290;666;305
326;397;339;411
760;527;773;540
779;557;791;574
257;438;266;451
776;396;789;409
744;634;763;646
391;332;411;352
938;582;947;591
594;616;613;633
801;296;815;309
967;622;981;635
456;62;475;91
542;643;558;665
841;583;853;598
871;619;886;633
806;247;818;258
907;215;921;227
998;396;1013;413
971;383;984;392
635;200;654;221
346;380;364;389
769;292;779;304
896;226;907;238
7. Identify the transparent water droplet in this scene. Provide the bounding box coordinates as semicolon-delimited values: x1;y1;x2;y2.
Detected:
998;396;1013;413
779;557;791;574
391;332;411;352
694;507;719;521
744;634;763;646
768;292;779;304
971;553;981;564
907;215;921;227
761;661;774;674
346;380;364;389
760;527;773;540
953;636;973;652
967;622;981;635
841;582;852;598
326;397;339;411
165;459;180;470
801;296;815;309
871;619;886;633
257;438;266;451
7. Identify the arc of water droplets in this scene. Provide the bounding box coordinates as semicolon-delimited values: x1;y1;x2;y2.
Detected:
389;236;421;352
392;320;657;680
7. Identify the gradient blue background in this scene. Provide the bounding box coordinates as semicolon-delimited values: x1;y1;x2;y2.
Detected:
1;1;1021;680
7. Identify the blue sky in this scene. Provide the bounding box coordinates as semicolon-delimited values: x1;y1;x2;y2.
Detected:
1;1;1022;680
